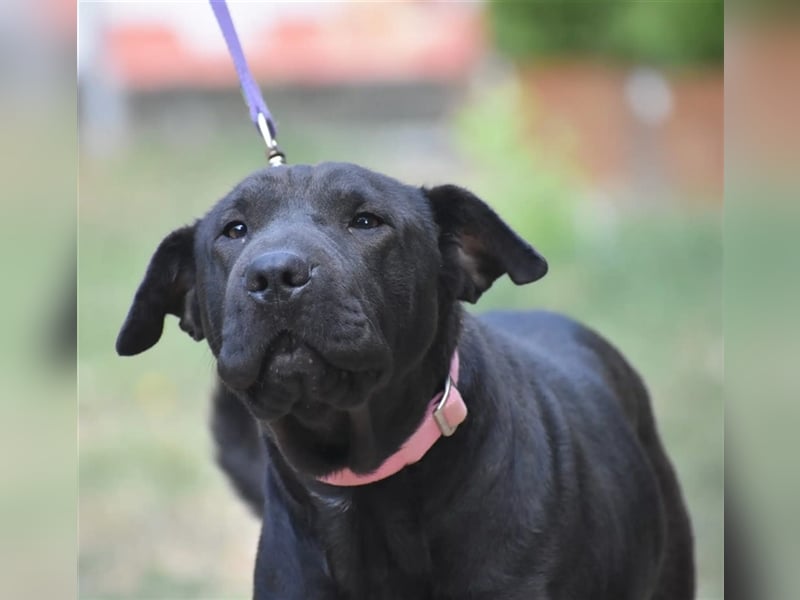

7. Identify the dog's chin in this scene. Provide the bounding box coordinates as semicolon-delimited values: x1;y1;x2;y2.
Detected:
229;341;384;424
219;334;388;475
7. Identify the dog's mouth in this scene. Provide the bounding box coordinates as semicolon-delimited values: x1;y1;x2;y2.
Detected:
219;331;383;422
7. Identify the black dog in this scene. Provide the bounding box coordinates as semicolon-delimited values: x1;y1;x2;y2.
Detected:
117;163;694;599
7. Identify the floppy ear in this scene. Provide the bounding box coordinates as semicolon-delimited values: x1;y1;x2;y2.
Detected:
116;224;204;356
424;184;548;303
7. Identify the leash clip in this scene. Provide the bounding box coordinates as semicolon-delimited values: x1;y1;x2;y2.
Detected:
257;112;285;167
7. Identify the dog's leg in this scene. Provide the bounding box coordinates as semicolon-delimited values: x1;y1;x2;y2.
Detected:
253;458;338;600
642;431;696;600
601;340;696;600
211;391;337;597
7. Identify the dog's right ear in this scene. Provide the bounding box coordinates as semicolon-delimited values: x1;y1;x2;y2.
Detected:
116;224;204;356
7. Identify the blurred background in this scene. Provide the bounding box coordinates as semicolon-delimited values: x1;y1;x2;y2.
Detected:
78;2;723;599
0;1;75;599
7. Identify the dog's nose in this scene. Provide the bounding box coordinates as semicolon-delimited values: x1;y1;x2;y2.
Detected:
244;251;311;302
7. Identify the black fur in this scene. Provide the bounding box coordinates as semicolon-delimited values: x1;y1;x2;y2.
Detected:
117;162;694;599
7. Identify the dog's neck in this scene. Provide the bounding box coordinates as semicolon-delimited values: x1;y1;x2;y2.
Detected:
340;300;464;474
318;351;466;486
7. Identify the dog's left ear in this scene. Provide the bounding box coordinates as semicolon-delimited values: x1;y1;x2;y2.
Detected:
425;184;548;303
116;224;204;356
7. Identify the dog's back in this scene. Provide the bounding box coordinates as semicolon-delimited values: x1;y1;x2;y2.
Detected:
480;310;695;598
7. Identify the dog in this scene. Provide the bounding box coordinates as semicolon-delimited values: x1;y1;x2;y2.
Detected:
117;162;694;599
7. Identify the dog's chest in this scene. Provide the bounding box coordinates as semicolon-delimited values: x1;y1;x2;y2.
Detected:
314;491;435;599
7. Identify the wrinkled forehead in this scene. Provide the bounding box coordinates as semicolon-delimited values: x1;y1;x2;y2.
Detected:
213;162;431;221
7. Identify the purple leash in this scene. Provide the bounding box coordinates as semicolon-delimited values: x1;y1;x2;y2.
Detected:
209;0;285;166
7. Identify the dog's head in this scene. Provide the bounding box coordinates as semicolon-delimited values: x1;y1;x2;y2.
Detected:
117;163;546;473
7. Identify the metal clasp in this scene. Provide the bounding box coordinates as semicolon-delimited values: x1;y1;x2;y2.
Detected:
433;375;457;437
257;112;285;167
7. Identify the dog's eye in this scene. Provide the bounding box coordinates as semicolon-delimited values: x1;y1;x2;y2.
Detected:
222;221;247;239
350;212;384;230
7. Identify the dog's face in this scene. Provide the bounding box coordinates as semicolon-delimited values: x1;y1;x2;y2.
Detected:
117;162;546;474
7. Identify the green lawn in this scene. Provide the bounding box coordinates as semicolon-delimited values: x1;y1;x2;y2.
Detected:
79;117;722;599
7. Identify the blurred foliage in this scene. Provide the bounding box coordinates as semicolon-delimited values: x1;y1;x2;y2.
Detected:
0;94;77;600
455;83;583;258
488;0;724;67
730;0;800;18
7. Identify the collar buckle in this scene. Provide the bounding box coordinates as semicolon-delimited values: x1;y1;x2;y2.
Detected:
433;374;459;437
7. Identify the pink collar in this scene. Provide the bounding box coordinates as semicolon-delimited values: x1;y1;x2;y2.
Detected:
319;352;467;486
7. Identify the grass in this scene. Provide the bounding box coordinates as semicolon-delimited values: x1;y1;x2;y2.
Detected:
78;115;722;599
